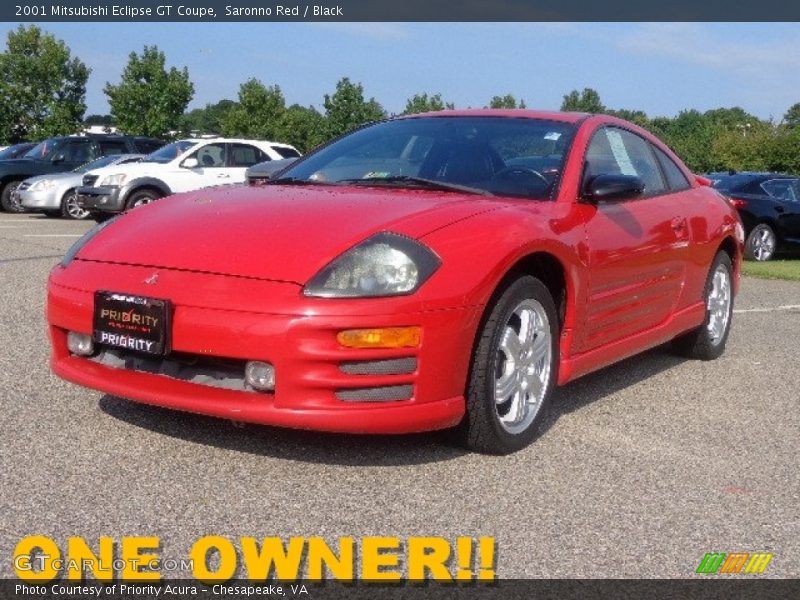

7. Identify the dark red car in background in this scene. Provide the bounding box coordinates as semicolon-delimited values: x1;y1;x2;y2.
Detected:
47;110;743;454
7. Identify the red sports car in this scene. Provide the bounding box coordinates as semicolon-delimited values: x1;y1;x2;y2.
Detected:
47;110;743;454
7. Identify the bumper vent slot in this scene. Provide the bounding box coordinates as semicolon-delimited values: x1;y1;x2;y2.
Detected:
336;385;413;402
82;174;99;186
339;357;417;376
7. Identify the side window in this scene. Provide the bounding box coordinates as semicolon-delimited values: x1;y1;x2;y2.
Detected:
272;146;301;159
64;141;97;164
652;145;691;191
192;143;226;168
228;144;264;167
583;127;666;196
98;140;127;156
761;179;799;202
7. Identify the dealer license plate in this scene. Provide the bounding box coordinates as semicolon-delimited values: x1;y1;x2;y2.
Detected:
93;291;170;355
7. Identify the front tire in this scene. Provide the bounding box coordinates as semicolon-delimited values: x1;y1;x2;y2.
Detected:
1;180;25;212
673;251;734;360
744;223;777;261
60;189;90;220
125;189;160;210
462;275;559;454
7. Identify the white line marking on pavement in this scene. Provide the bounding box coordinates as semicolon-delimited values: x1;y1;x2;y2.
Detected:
734;305;800;314
23;234;82;238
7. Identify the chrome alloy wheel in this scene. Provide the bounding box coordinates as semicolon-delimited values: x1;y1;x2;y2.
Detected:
707;263;732;345
493;298;552;434
751;226;776;261
65;191;89;219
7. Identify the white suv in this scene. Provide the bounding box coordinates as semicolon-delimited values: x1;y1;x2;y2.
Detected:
76;138;301;220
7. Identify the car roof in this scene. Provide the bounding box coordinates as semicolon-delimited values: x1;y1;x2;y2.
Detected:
176;137;297;147
397;109;589;124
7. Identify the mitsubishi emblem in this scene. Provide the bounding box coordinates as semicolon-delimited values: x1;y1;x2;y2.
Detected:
143;273;159;285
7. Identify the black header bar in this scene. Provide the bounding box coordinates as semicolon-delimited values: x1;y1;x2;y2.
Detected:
4;0;800;22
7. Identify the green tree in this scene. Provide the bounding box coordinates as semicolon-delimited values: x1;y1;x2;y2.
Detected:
783;103;800;127
277;104;326;152
608;108;649;128
403;93;453;114
560;88;605;113
181;99;237;135
489;94;525;109
104;45;194;137
222;79;286;140
0;25;89;142
323;77;385;139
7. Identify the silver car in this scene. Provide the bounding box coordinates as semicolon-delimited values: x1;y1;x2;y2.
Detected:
19;154;143;219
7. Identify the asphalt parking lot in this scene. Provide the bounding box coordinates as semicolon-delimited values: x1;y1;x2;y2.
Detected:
0;211;798;579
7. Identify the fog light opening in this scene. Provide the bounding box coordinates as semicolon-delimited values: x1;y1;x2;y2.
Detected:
245;361;275;392
67;331;95;356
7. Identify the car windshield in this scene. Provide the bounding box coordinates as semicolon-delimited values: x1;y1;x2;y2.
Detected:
73;155;122;174
24;139;67;160
0;144;29;159
279;116;576;199
142;140;196;163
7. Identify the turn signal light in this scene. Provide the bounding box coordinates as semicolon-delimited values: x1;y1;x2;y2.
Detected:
337;327;421;349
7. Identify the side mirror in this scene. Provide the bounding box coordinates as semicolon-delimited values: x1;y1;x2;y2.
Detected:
584;174;644;202
51;153;66;164
181;157;199;169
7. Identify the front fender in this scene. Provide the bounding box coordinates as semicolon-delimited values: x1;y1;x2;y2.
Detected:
119;177;172;203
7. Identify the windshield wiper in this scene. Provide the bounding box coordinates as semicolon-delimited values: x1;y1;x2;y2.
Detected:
336;175;493;196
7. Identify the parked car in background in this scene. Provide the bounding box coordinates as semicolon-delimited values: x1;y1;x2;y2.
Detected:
76;138;301;220
49;110;742;454
245;157;298;185
18;154;143;220
707;171;800;261
0;134;163;212
0;142;36;160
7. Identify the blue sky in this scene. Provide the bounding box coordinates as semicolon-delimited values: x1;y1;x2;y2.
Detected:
3;22;800;120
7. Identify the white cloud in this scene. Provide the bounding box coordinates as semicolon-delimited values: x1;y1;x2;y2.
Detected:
614;23;800;71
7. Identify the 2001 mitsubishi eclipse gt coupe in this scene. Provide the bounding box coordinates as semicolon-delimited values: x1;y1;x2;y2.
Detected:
47;110;743;454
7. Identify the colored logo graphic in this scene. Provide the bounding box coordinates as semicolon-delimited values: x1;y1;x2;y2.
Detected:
696;552;773;574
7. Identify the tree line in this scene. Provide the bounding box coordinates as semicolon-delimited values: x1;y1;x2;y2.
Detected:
2;25;799;174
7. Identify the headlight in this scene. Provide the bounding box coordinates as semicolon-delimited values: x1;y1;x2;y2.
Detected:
304;232;440;298
99;173;128;186
60;217;118;268
29;179;56;192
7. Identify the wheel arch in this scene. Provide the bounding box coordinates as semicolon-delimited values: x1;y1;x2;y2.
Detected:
119;177;171;206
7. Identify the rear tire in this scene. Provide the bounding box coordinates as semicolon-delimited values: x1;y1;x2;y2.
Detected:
1;180;25;212
461;275;559;454
744;223;776;261
672;251;734;360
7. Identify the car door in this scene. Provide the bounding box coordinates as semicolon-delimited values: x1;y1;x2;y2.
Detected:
227;143;268;183
167;142;229;193
761;178;800;243
576;126;690;352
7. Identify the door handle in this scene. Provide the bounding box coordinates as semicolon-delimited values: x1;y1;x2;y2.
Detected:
217;173;231;178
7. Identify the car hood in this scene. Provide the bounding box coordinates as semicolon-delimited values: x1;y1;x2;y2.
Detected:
77;184;501;283
83;162;163;183
25;171;81;184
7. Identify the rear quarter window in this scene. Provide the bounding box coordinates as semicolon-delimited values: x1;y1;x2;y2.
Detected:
273;146;301;159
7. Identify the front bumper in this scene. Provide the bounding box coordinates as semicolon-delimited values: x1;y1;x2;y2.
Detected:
48;260;480;433
76;185;124;213
19;188;61;211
